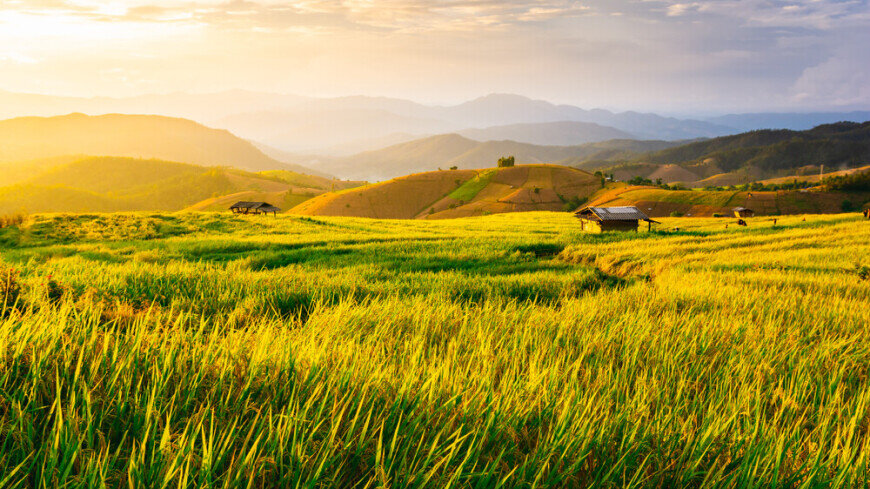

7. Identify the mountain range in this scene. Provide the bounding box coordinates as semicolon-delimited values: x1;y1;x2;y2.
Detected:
3;89;869;156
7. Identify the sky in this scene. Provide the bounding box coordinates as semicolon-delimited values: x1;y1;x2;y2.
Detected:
0;0;868;113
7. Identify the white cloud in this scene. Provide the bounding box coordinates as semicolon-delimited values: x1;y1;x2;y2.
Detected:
0;51;38;64
791;43;870;107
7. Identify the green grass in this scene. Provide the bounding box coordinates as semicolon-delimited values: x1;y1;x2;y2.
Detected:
0;211;868;487
449;169;496;202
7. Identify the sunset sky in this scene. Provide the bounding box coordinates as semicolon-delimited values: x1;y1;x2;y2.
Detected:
1;0;868;113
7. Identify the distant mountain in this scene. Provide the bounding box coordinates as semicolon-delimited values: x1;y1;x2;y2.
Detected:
0;113;321;174
4;89;869;158
433;94;733;140
319;134;685;181
292;164;601;220
706;112;870;132
218;108;452;154
0;90;733;154
457;121;634;146
0;156;358;214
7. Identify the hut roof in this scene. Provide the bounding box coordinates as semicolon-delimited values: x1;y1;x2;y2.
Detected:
229;201;281;212
732;206;752;212
230;201;275;209
575;206;658;223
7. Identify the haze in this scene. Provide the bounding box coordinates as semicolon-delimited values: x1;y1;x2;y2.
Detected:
1;0;868;114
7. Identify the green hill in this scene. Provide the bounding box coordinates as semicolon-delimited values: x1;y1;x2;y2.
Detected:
594;121;870;185
0;113;323;174
0;156;359;214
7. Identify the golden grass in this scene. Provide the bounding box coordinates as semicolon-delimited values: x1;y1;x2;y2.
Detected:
0;211;868;487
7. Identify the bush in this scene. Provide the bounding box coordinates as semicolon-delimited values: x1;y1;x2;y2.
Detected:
497;156;515;168
670;211;684;217
841;200;857;212
712;213;723;218
45;275;66;303
449;166;458;170
562;196;588;212
855;263;870;281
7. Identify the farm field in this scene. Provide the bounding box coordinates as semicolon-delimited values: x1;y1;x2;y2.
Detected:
0;211;869;487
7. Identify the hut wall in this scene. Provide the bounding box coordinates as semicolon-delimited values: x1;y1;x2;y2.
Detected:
600;220;639;232
580;220;603;233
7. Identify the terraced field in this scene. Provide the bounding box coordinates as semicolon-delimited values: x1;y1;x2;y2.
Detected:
588;185;870;217
0;211;869;487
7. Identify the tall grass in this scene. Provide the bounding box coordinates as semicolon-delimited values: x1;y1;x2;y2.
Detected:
0;211;868;487
0;212;26;229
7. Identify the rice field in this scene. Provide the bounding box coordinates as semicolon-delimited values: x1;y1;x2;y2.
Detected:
0;211;869;488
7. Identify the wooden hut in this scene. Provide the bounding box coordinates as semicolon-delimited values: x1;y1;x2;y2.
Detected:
732;207;755;218
575;206;659;232
229;201;281;216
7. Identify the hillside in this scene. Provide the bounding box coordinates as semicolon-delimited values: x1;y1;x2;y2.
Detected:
0;113;321;174
604;121;870;185
585;184;870;217
320;135;684;181
0;156;357;214
291;164;601;219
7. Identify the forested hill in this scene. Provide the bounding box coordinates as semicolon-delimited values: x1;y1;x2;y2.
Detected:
640;121;870;172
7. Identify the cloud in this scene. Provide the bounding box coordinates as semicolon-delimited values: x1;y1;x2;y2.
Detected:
0;0;867;110
0;51;38;64
791;38;870;107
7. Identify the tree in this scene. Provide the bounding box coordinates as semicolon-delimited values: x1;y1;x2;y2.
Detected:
497;156;515;168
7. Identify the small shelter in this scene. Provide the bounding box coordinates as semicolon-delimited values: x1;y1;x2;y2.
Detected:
575;206;659;232
733;207;755;218
229;201;281;216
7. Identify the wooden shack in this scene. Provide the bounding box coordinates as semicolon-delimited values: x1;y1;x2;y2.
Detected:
575;206;659;232
229;201;281;216
733;207;755;218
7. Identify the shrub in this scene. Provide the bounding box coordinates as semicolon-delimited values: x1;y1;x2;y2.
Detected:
856;263;870;281
533;187;540;194
670;211;684;217
712;213;723;218
449;166;458;170
45;275;66;303
562;196;588;212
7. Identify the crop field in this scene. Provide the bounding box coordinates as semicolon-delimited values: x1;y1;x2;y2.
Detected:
0;211;869;487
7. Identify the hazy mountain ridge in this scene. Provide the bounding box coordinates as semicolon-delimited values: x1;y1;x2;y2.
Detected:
0;113;324;175
3;89;870;159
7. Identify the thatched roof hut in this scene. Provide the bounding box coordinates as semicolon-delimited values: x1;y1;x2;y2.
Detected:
575;206;659;232
229;201;281;216
732;207;755;218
